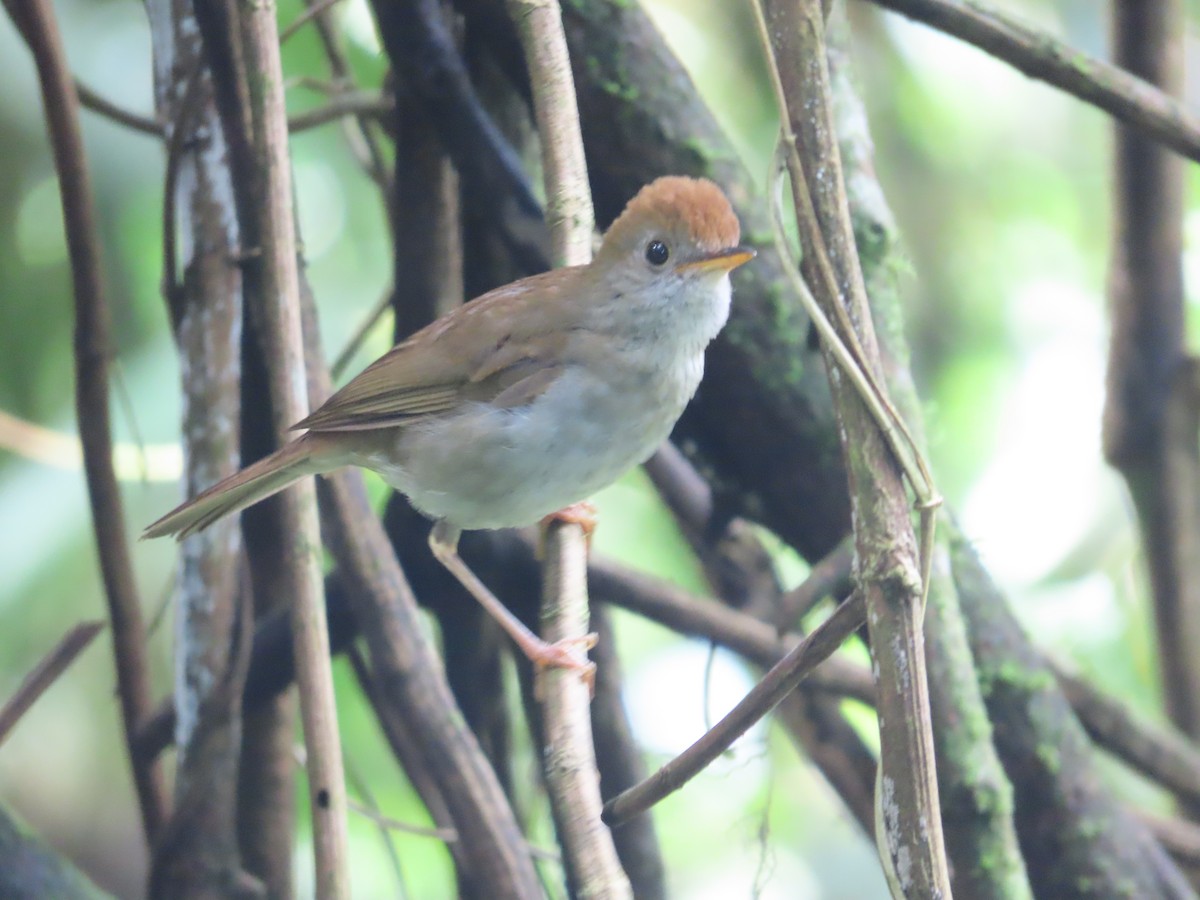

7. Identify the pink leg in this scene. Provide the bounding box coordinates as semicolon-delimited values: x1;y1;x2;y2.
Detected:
429;522;596;674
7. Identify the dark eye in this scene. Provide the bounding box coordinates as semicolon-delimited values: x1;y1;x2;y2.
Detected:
645;240;669;266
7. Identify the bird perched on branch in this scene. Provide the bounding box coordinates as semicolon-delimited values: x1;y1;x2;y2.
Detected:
145;176;754;671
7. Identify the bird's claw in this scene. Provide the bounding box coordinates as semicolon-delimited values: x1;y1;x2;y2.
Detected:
531;633;599;692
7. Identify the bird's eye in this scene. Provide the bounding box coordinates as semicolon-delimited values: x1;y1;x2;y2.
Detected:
645;240;670;266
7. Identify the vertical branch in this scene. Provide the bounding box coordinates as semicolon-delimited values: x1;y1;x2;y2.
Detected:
754;1;950;895
191;1;350;895
2;0;168;846
823;13;1031;897
145;0;258;894
506;0;593;267
1101;1;1200;747
506;0;631;896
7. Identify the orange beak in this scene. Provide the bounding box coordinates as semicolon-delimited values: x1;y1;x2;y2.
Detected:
679;245;756;273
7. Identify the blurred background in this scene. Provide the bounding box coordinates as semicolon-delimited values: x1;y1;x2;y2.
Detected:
0;0;1197;896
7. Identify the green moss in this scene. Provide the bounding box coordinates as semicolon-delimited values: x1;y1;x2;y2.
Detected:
722;311;809;398
977;657;1054;698
1035;740;1062;775
584;56;639;102
852;212;892;270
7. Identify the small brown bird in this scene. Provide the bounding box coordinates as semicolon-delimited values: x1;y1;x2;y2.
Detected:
145;176;754;669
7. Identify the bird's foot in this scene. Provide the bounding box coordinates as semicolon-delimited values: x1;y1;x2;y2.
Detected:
539;501;597;556
542;501;597;535
527;633;599;691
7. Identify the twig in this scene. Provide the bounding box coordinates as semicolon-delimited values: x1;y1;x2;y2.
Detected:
506;0;592;267
280;0;344;44
602;591;865;826
765;142;939;529
3;0;168;844
330;287;394;379
766;535;853;629
342;644;462;850
347;798;458;843
288;91;394;133
75;79;163;136
190;2;350;894
753;1;949;895
862;0;1200;165
307;82;537;889
0;621;104;747
302;0;391;191
622;385;880;835
537;521;626;895
589;555;875;705
343;758;408;895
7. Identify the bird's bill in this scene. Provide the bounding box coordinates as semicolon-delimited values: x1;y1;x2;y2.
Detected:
679;246;756;273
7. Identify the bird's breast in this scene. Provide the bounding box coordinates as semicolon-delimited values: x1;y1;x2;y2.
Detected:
363;352;705;531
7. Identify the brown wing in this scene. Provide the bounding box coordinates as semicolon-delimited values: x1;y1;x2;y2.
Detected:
293;268;585;432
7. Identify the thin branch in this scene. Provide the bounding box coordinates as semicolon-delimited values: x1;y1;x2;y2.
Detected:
190;1;350;893
3;0;169;844
626;383;880;835
766;535;853;629
506;0;627;894
506;0;593;267
280;0;344;44
330;286;394;379
589;556;875;705
602;592;865;826
75;79;163;136
305;0;392;189
537;521;626;895
862;0;1200;165
0;621;104;747
288;91;394;133
346;797;458;843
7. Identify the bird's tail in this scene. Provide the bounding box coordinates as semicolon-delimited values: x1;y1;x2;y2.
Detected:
143;435;324;541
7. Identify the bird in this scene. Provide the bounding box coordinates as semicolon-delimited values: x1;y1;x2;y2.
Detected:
144;175;754;671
